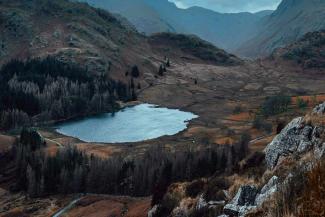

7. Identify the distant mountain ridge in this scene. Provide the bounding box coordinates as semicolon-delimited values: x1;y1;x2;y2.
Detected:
237;0;325;58
80;0;325;59
80;0;271;52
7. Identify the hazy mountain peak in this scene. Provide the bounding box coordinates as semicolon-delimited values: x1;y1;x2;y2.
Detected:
237;0;325;58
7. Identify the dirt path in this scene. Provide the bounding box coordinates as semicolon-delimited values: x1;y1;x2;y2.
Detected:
45;138;63;147
52;197;82;217
52;194;150;217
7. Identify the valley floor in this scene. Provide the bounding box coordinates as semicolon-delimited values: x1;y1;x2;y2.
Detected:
36;59;325;157
1;59;325;217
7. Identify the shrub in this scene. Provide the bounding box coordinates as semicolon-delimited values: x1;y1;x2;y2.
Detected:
186;179;205;198
253;117;273;133
233;105;243;114
204;177;229;201
20;128;45;151
131;65;140;78
276;120;286;134
239;152;266;177
153;193;179;217
296;97;308;110
261;95;291;117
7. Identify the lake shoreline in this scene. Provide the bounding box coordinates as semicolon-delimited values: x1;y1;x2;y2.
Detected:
55;103;198;144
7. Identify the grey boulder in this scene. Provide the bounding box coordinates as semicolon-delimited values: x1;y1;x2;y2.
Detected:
223;185;258;216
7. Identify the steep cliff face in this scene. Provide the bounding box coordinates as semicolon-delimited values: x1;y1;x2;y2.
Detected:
237;0;325;58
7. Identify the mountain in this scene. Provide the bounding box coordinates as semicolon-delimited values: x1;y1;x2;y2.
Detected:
237;0;325;58
0;0;240;81
0;0;151;78
149;33;242;66
78;0;176;34
0;0;242;130
253;10;274;18
272;30;325;69
80;0;270;52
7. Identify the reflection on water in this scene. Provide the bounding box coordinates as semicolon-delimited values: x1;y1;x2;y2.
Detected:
55;104;198;143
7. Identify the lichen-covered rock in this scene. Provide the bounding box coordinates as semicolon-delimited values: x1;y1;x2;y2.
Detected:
208;200;225;206
223;185;258;216
255;176;278;206
314;142;325;159
148;205;158;217
264;117;313;169
196;194;207;210
312;102;325;115
172;207;189;217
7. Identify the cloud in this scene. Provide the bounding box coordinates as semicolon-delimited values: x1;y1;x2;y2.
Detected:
169;0;282;13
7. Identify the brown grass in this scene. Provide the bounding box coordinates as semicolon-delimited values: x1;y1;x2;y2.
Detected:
297;161;325;217
227;174;258;198
65;196;150;217
306;113;325;127
0;135;16;153
291;94;325;107
227;112;252;122
215;137;235;145
269;158;325;217
75;143;121;159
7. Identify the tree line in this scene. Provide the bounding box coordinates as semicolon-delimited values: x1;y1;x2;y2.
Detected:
0;57;137;129
12;129;250;201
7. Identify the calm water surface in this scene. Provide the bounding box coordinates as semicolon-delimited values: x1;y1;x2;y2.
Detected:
55;104;198;143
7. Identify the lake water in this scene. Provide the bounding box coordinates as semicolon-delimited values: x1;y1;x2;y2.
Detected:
55;104;198;143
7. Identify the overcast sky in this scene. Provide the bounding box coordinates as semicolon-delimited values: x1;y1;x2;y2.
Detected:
168;0;282;13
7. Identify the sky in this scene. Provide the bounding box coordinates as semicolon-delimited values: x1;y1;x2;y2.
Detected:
168;0;282;13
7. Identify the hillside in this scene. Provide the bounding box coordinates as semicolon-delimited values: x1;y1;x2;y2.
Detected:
79;0;325;58
0;0;241;76
272;30;325;69
147;102;325;217
149;33;242;66
80;0;269;52
0;0;156;80
79;0;176;34
237;0;325;58
1;1;325;217
0;0;243;130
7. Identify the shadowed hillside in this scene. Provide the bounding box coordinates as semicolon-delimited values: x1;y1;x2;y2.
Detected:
237;0;325;58
272;30;325;69
0;0;241;77
80;0;271;52
149;33;242;66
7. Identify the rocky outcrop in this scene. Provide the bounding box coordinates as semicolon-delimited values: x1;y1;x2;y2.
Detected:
172;207;188;217
196;194;207;210
147;205;158;217
265;117;309;169
222;176;278;217
223;185;258;216
312;102;325;115
254;176;278;206
263;112;325;169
